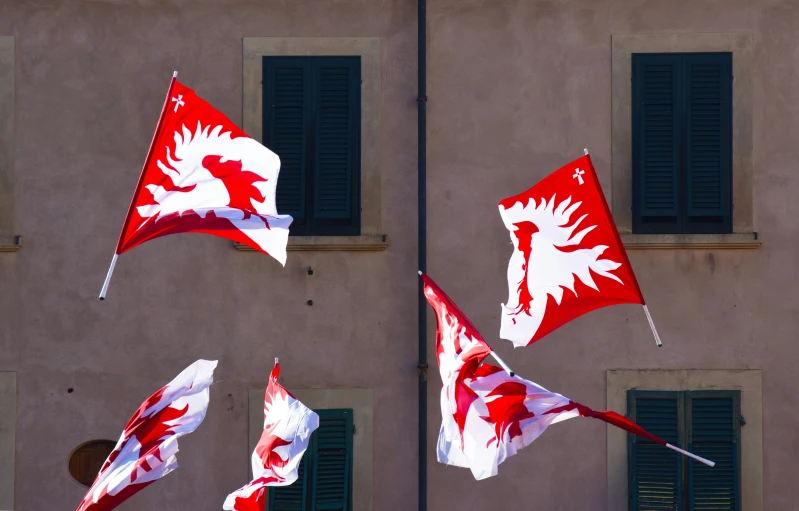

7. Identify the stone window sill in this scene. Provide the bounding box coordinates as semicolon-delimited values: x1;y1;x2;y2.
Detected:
0;235;22;253
621;232;760;250
234;234;389;252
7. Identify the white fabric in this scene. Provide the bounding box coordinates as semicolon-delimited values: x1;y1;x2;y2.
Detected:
438;365;580;480
223;362;319;510
76;360;217;511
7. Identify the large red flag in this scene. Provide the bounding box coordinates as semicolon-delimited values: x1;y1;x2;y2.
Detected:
421;273;706;480
100;74;291;298
498;154;656;347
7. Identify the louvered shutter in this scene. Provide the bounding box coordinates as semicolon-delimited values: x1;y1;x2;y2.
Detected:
629;391;684;511
263;57;311;221
632;54;681;231
269;455;310;511
687;392;740;511
312;59;360;221
310;409;353;511
684;54;732;233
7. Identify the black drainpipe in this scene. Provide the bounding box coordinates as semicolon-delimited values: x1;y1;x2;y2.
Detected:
416;0;428;509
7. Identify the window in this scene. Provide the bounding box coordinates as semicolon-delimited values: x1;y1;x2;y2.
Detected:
262;56;361;237
69;439;116;487
628;390;741;511
632;53;732;235
269;408;354;510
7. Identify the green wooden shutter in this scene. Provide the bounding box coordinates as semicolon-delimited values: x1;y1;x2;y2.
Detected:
687;392;740;511
632;54;682;233
684;54;732;233
628;391;684;511
263;57;311;221
310;409;353;511
312;58;360;223
269;454;310;511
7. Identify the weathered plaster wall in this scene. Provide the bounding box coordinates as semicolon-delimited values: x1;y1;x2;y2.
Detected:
0;1;417;509
2;0;799;509
426;0;798;510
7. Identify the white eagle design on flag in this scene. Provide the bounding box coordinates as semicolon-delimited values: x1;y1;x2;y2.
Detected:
498;155;645;347
114;79;292;265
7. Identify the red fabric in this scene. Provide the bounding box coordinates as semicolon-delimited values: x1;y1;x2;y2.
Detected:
421;274;492;367
544;401;667;446
421;274;492;448
231;487;266;511
115;79;288;259
499;155;644;346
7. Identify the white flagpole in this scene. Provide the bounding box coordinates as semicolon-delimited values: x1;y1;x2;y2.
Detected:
667;443;715;467
585;145;662;347
642;305;663;347
99;70;179;300
98;253;118;300
489;351;515;377
583;147;663;348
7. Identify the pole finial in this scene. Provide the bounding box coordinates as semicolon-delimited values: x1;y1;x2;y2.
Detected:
418;270;423;276
274;357;279;365
173;70;178;78
584;148;589;156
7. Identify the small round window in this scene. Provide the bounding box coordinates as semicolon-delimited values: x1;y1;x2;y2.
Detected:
69;440;116;487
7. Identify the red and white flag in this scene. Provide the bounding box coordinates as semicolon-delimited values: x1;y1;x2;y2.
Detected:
498;153;658;347
422;274;708;480
223;359;319;511
100;73;291;298
75;359;217;511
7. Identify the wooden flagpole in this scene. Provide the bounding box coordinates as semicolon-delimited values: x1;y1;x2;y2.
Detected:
99;71;179;300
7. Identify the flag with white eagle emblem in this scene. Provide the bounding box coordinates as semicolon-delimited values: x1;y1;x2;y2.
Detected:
99;73;291;298
498;154;661;347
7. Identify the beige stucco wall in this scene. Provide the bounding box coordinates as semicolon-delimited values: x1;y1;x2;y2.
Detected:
1;1;798;510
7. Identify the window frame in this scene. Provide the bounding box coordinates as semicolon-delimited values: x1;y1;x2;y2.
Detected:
0;36;20;252
610;33;756;249
631;52;733;235
627;389;742;511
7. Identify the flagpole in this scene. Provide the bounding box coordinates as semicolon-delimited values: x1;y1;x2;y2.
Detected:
666;443;715;467
583;147;663;347
489;351;515;377
642;305;663;347
99;254;118;300
99;70;178;300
